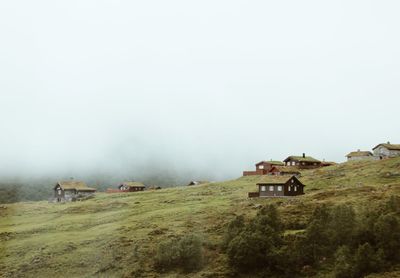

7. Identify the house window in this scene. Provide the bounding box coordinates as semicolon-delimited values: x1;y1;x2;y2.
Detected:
288;186;291;191
261;186;266;192
292;161;296;166
294;186;297;192
277;186;282;191
57;189;62;195
292;179;294;183
269;186;274;191
259;165;264;169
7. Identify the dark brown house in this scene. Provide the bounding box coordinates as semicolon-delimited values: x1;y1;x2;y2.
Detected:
248;176;305;198
118;182;146;192
243;160;284;176
53;181;96;202
283;154;321;169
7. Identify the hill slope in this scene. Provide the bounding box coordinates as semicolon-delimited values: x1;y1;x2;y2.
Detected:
1;158;400;277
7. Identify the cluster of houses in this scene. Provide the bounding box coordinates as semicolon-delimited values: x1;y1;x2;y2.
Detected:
346;142;400;161
246;142;400;198
243;154;317;198
51;142;399;202
51;181;150;203
243;153;334;177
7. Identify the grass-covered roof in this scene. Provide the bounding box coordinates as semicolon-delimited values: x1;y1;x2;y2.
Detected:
373;143;400;151
283;156;321;163
121;181;146;188
57;181;96;191
255;160;284;166
256;175;302;185
346;151;373;157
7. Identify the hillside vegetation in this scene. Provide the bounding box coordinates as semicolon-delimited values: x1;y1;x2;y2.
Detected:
1;158;400;277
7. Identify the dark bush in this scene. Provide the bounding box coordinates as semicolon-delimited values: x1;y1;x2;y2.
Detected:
334;246;354;278
225;205;283;273
155;234;203;272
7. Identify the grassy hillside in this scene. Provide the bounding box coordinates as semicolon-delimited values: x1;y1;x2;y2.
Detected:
1;158;400;277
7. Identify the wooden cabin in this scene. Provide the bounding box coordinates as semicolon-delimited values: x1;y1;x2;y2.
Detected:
346;150;373;161
243;160;284;176
373;142;400;159
53;181;96;202
248;176;305;198
118;182;146;192
283;154;321;169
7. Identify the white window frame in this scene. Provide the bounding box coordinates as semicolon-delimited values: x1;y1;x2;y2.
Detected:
261;186;266;192
294;186;297;192
277;186;282;192
269;186;274;191
259;165;264;169
288;186;291;192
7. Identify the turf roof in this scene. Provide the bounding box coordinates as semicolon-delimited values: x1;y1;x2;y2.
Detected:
346;151;373;157
121;181;146;188
255;160;284;166
256;175;303;185
56;181;96;191
283;156;321;163
372;143;400;151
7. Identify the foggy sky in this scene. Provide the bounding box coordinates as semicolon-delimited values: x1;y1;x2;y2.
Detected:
0;1;399;182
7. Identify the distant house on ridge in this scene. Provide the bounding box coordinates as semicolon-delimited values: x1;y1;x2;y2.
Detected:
372;142;400;159
243;160;284;176
283;154;321;169
118;182;146;192
346;150;374;161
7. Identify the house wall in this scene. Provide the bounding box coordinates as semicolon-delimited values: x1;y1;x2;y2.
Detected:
347;156;374;161
258;178;304;197
243;169;265;176
54;189;94;202
128;187;145;192
284;180;304;196
374;147;400;158
285;160;321;169
259;184;285;197
256;162;274;172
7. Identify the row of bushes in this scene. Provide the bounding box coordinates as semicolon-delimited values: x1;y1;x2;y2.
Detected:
223;196;400;277
153;196;400;276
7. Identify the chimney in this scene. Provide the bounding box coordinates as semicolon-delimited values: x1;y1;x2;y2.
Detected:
302;153;305;158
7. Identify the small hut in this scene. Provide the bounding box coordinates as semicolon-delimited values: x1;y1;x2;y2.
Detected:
118;182;146;192
53;181;96;202
346;150;373;161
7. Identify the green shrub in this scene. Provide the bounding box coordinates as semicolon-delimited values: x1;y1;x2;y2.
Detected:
334;246;354;278
374;213;400;262
222;215;245;250
225;205;283;272
353;243;384;277
155;234;203;272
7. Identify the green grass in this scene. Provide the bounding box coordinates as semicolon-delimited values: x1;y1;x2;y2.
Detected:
1;158;400;277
